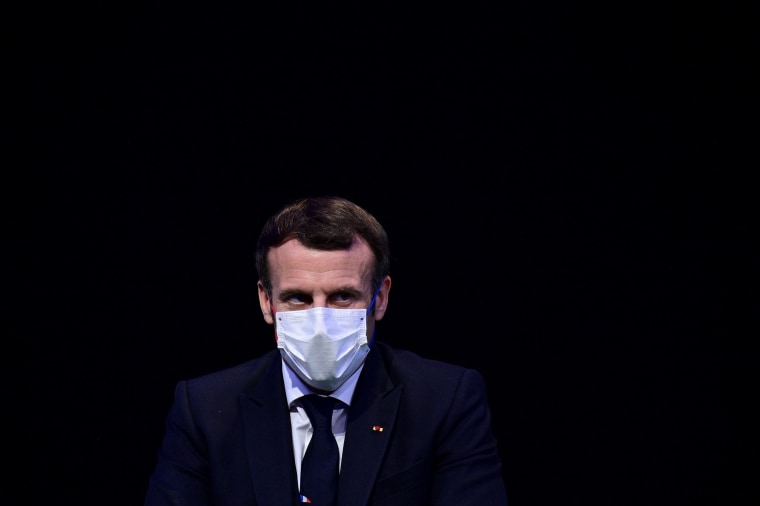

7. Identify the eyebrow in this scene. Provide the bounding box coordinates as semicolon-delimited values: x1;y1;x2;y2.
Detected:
277;288;305;301
277;286;363;300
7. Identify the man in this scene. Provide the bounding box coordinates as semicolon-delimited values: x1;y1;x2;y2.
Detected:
144;196;508;505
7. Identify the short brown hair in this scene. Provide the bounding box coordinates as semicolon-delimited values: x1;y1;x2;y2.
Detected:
255;196;391;294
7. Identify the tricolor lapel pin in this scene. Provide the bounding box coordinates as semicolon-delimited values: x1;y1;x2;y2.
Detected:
372;425;384;432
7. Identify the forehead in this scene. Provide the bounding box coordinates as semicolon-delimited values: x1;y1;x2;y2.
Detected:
267;237;375;292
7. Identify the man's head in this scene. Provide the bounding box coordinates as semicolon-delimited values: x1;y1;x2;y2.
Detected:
255;196;392;392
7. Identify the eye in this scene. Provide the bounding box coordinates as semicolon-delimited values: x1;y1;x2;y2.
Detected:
283;292;311;306
330;291;358;307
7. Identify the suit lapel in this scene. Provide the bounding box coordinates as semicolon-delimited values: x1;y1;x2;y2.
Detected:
241;355;299;506
338;347;403;506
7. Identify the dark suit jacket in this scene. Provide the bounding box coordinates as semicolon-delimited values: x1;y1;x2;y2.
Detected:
144;341;508;505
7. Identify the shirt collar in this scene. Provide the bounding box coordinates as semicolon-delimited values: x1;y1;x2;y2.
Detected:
282;358;363;408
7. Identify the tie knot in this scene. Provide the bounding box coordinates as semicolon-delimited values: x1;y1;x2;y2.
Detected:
301;395;336;429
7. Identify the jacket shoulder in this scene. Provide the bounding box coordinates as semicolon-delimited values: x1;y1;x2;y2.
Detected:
371;341;482;387
182;349;281;399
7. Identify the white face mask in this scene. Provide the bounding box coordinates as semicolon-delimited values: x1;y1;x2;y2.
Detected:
275;307;370;392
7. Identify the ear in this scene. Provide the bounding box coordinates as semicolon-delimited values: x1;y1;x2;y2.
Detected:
257;281;275;325
372;275;392;321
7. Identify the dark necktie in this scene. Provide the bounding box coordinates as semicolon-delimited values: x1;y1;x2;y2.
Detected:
300;395;339;506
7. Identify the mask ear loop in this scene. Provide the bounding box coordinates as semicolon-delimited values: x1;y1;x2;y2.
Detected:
366;284;383;346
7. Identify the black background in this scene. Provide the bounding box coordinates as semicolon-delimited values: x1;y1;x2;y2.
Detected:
6;1;742;505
